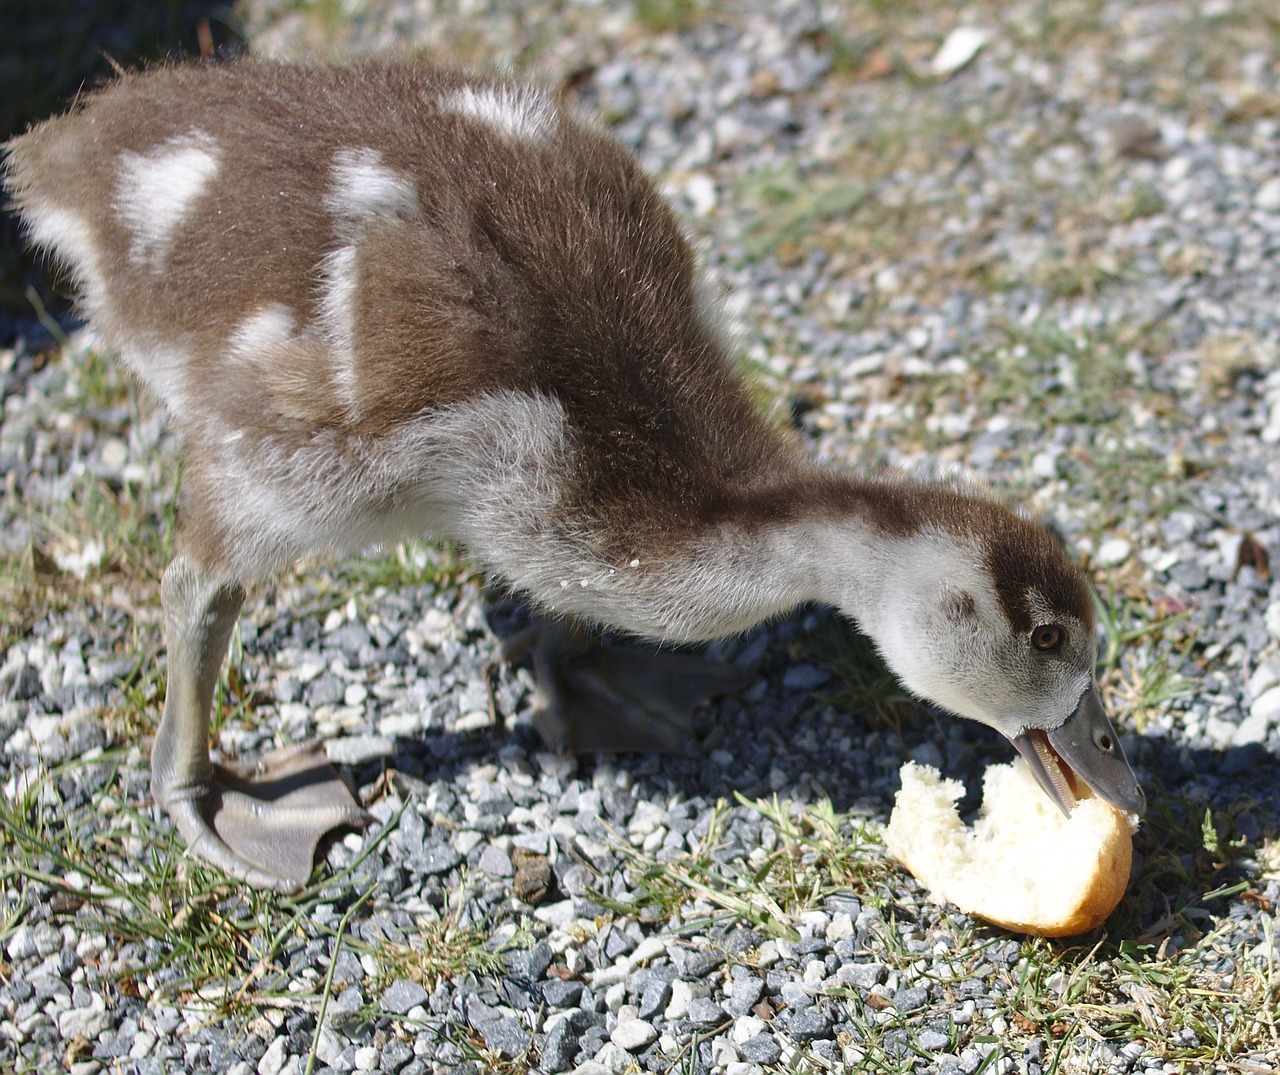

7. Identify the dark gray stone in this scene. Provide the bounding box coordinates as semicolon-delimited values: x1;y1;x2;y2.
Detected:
686;997;726;1029
541;978;584;1008
382;979;429;1015
307;672;345;706
840;961;885;989
787;1005;834;1041
505;941;553;982
539;1017;582;1073
739;1033;782;1064
479;1017;529;1059
604;928;637;960
413;843;462;876
637;977;673;1021
725;974;764;1016
893;986;929;1013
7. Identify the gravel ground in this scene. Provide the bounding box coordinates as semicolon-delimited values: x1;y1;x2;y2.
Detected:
3;1;1280;1073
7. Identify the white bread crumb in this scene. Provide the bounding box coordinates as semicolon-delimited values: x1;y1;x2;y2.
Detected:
884;758;1137;936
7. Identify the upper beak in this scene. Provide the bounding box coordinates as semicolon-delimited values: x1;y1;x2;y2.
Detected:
1012;685;1146;817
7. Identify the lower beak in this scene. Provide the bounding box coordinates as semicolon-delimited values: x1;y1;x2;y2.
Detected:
1012;686;1146;817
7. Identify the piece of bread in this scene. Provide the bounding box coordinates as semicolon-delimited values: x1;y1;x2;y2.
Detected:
883;758;1137;936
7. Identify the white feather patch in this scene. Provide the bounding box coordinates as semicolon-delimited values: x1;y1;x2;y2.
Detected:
115;130;220;269
117;338;191;412
324;147;419;238
439;85;556;143
315;246;360;415
17;202;107;309
229;304;297;365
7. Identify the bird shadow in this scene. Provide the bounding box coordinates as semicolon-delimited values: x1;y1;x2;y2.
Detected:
324;603;1279;954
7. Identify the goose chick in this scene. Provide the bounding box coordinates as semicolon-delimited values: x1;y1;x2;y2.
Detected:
4;59;1144;892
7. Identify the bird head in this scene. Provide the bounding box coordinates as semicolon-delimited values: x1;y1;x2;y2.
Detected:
852;501;1145;818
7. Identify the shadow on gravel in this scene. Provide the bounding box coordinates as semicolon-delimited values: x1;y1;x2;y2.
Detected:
331;626;1280;952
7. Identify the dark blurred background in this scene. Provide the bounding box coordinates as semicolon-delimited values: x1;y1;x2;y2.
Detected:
0;0;247;346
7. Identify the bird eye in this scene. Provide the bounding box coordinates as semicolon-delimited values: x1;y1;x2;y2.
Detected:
1031;624;1065;652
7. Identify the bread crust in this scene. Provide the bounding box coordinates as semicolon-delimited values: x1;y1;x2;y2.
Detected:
884;760;1134;937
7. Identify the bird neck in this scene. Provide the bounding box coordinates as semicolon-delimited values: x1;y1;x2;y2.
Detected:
667;469;981;643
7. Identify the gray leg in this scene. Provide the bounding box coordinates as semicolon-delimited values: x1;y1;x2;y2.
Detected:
509;620;753;757
152;555;365;893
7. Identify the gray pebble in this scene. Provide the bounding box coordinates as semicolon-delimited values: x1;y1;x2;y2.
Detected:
725;974;764;1016
839;961;886;990
780;981;813;1010
477;843;513;878
376;1039;412;1069
542;979;584;1008
381;979;428;1016
637;978;674;1022
739;1033;782;1064
894;986;930;1013
786;1005;834;1041
308;673;345;706
411;843;462;876
920;1029;952;1052
686;997;727;1029
478;1017;529;1060
782;664;831;690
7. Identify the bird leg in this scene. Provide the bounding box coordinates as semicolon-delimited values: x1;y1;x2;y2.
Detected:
151;555;365;893
507;619;753;757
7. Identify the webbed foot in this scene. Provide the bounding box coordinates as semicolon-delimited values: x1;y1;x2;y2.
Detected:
508;620;753;756
152;556;365;893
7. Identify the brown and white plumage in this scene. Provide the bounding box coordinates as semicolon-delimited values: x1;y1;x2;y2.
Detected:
4;59;1143;892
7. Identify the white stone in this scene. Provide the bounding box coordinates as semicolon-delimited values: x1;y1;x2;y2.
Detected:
353;1044;380;1071
711;1037;741;1066
257;1037;287;1075
53;537;104;580
684;173;718;216
454;709;492;733
1256;177;1280;211
1247;657;1280;701
129;1031;158;1059
665;979;709;1020
732;1015;766;1043
610;1018;658;1051
1266;599;1280;642
799;910;828;936
931;27;989;76
1243;688;1280;739
630;936;667;964
98;437;129;473
590;962;631;988
324;735;392;766
58;1001;109;1041
313;1026;345;1066
1096;538;1132;566
1031;451;1058;479
592;1041;631;1072
826;912;855;942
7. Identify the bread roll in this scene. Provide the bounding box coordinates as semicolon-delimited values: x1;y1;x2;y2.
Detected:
883;758;1136;936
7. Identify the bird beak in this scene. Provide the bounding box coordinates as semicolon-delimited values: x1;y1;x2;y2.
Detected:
1012;685;1146;817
